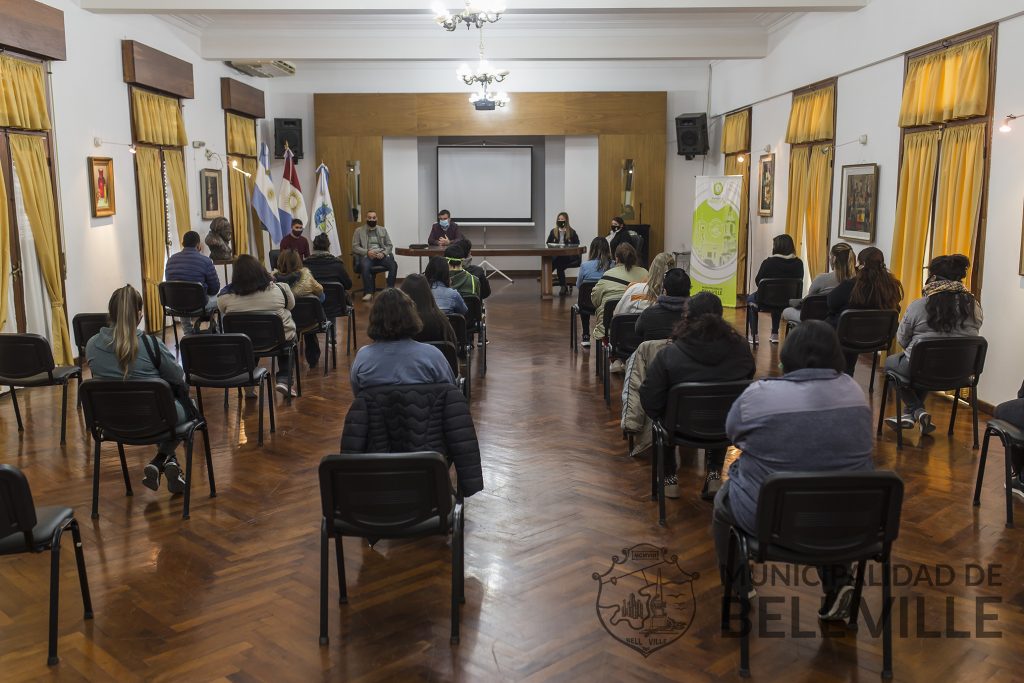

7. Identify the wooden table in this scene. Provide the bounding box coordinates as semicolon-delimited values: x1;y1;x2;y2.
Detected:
395;244;586;299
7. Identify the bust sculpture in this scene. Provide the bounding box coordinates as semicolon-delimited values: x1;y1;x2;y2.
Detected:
205;216;233;261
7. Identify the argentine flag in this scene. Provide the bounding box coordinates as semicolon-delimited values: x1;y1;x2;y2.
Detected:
279;146;308;232
311;163;340;255
252;143;283;244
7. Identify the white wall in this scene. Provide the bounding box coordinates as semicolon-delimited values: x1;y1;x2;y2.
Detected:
382;137;420;277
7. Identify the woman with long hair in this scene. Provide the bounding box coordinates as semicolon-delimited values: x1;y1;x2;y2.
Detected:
782;242;855;325
545;211;582;296
615;252;677;316
274;248;325;368
424;255;468;315
86;285;190;493
748;233;804;344
401;273;457;345
883;254;983;435
577;238;614;348
590;243;649;362
640;292;755;499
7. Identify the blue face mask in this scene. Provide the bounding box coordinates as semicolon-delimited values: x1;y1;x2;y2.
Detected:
440;219;450;227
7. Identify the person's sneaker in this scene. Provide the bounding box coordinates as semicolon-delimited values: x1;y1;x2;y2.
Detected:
818;584;855;621
701;470;722;501
361;293;373;302
1004;476;1024;502
142;463;161;492
163;460;186;495
581;334;591;349
276;383;291;398
917;410;936;435
748;334;759;346
664;475;680;499
609;359;626;374
884;414;916;432
769;333;780;344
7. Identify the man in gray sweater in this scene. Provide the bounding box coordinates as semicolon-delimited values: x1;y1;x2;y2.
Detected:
352;210;397;301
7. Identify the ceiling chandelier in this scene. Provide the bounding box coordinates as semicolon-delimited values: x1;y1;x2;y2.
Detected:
457;26;509;87
433;1;505;31
469;88;509;110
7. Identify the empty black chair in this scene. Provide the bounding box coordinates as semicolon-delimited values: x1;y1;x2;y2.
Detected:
317;452;465;646
158;281;218;355
721;471;904;679
595;299;621;380
652;380;751;525
269;249;281;271
463;295;486;377
321;282;357;358
222;312;301;400
836;309;899;393
447;314;473;401
292;296;336;378
784;294;828;334
876;337;987;450
179;334;275;447
0;334;82;445
79;379;214;520
746;278;803;345
570;281;597;352
72;312;108;369
603;313;642;405
0;464;94;666
973;419;1024;528
425;340;466;399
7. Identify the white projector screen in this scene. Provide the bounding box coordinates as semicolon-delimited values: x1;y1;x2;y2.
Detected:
436;146;533;223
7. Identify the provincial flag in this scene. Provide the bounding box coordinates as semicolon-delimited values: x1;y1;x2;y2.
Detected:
279;146;308;233
252;142;283;243
311;163;340;255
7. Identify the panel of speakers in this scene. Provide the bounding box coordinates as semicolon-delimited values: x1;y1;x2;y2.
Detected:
674;113;709;159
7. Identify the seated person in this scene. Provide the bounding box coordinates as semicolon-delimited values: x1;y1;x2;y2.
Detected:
428;209;463;247
279;219;311;259
401;274;457;346
86;285;190;494
748;234;804;344
445;244;482;300
995;379;1024;499
545;211;582;295
634;267;691;342
590;243;649;363
883;254;983;435
274;248;325;368
614;252;676;316
640;292;755;500
577;237;614;348
305;232;354;293
424;256;468;316
458;239;491;300
608;216;645;266
164;230;220;335
349;288;455;394
352;210;398;301
782;242;854;325
712;321;873;621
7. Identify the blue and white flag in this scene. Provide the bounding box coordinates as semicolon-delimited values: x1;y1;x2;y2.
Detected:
252;143;283;244
311;163;339;255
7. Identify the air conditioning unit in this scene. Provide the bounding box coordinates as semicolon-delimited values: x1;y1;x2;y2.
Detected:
226;60;296;78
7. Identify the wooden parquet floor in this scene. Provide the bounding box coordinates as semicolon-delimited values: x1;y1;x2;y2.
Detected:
1;280;1023;682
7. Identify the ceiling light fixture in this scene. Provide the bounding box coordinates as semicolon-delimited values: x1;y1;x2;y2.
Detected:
433;1;505;31
1000;114;1019;133
469;88;509;110
457;25;509;88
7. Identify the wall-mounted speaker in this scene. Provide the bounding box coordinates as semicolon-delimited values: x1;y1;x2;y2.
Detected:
675;113;709;160
274;118;303;159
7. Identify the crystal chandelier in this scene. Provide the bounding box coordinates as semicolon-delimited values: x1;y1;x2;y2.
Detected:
433;1;505;31
456;27;509;87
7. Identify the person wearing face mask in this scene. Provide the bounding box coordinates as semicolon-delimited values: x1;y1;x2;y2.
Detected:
428;209;464;247
353;210;398;301
608;216;645;266
545;211;582;296
279;219;311;259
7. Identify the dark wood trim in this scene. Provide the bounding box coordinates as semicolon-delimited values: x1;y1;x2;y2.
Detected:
221;78;265;119
122;40;194;100
905;23;998;61
792;76;838;98
0;133;26;331
0;0;66;61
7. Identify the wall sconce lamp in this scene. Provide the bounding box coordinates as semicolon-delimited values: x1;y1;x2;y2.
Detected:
93;136;136;154
230;158;252;178
1000;115;1020;133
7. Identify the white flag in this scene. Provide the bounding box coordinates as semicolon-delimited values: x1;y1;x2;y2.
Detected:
311;163;340;255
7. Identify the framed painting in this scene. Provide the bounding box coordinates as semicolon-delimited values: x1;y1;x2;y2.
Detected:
201;168;224;220
838;163;879;244
757;154;774;217
88;157;115;217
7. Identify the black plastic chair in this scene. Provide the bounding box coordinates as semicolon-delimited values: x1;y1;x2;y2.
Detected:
222;312;301;401
0;333;82;445
570;281;597;352
425;341;467;399
836;309;899;393
158;281;218;355
973;419;1024;528
603;313;642;405
447;314;473;401
876;337;988;450
269;249;281;271
0;464;94;666
651;380;751;525
322;282;357;358
317;452;465;646
72;312;107;368
79;379;214;520
179;334;275;447
292;296;336;378
354;256;389;294
746;278;803;344
463;295;486;377
721;471;904;680
784;294;828;334
595;299;621;380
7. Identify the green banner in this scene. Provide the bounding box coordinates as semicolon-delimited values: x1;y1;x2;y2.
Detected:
691;176;742;307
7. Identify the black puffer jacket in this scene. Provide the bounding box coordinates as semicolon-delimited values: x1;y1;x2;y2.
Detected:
340;383;484;497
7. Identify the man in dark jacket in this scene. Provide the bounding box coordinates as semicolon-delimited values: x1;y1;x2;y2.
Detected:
305;233;354;292
164;230;220;334
994;379;1024;500
459;239;491;301
428;209;463;247
634;268;691;342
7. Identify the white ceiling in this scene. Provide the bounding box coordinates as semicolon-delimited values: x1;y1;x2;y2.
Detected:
80;0;870;61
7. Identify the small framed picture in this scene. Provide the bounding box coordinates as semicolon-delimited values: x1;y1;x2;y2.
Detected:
200;168;223;220
838;163;879;244
757;154;774;217
88;157;115;217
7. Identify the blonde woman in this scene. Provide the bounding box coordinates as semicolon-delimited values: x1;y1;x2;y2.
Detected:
86;285;190;494
614;252;676;316
781;242;855;326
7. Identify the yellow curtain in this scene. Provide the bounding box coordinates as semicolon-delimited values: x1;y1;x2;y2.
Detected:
786;85;835;144
132;89;187;147
136;146;168;334
898;36;991;127
785;145;811;256
0;55;51;131
9;135;72;364
804;143;833;278
0;164;10;331
724;153;750;294
226;113;257;157
890;130;941;312
163;148;191;244
228;156;260;259
722;109;751;155
933;123;986;285
243;158;262;261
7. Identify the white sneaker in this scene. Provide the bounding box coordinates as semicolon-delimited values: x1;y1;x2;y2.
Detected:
361;293;373;302
769;333;779;344
609;360;626;374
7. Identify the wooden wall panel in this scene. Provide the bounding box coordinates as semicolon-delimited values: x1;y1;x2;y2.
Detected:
0;0;66;60
315;94;418;137
122;40;194;99
221;78;265;118
564;92;665;135
598;134;667;254
317;135;384;258
415;93;569;136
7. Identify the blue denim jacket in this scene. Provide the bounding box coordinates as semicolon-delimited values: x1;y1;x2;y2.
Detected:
431;282;468;315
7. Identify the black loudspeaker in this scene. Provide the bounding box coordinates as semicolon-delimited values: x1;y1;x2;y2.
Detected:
274;118;303;159
675;113;709;159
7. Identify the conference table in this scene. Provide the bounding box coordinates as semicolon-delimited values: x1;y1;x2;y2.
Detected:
395;244;586;300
